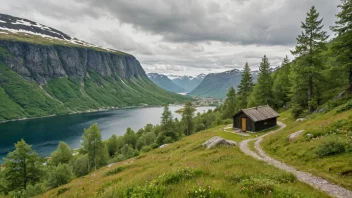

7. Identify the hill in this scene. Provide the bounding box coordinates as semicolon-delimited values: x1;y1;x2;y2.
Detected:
147;73;186;93
188;69;258;100
40;125;327;198
170;74;205;92
262;101;352;191
0;13;189;121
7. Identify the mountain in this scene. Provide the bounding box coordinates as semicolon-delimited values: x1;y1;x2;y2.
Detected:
0;13;188;121
170;74;205;92
147;73;186;93
188;69;258;100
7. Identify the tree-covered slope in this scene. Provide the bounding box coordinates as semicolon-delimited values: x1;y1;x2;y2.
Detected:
189;69;257;100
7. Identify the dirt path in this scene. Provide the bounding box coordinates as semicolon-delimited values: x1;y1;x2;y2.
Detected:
239;122;352;198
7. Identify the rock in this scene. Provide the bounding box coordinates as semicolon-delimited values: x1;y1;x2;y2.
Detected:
0;40;147;84
203;136;236;149
296;118;306;122
159;144;169;148
288;130;304;141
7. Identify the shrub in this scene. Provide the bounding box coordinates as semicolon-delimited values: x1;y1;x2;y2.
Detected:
187;185;226;198
47;164;74;188
22;183;47;197
72;154;89;177
155;167;204;185
104;166;127;177
141;146;152;153
316;140;346;157
336;100;352;113
291;105;304;119
99;183;166;198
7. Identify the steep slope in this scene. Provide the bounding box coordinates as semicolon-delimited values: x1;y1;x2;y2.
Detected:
0;13;188;121
171;74;205;92
188;69;241;99
147;73;186;93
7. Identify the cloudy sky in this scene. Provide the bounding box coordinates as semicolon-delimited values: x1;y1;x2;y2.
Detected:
0;0;340;76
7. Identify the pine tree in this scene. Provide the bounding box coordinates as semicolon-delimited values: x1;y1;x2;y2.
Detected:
158;104;177;143
331;0;352;92
81;123;107;171
181;102;196;136
222;87;237;118
248;55;273;107
272;56;292;108
237;62;254;108
3;139;43;191
291;6;328;112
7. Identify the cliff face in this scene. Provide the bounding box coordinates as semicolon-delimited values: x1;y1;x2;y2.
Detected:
0;40;147;85
0;14;189;121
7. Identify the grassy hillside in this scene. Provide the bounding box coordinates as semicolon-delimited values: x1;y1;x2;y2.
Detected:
40;126;328;198
262;101;352;190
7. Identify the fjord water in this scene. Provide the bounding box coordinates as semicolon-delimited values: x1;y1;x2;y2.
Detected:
0;105;215;163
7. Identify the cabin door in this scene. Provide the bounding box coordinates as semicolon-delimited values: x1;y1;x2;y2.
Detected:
241;118;247;131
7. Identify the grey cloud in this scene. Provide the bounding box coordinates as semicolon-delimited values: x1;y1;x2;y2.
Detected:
81;0;338;45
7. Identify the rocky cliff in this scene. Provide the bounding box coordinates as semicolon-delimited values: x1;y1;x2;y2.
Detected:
0;40;147;85
0;14;188;121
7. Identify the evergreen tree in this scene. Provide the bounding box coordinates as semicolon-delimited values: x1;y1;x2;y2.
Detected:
51;141;73;166
291;6;329;112
106;135;119;158
3;139;43;191
158;104;177;143
181;102;196;136
248;55;273;107
237;62;254;108
222;87;238;118
331;0;352;92
81;123;107;171
272;56;292;108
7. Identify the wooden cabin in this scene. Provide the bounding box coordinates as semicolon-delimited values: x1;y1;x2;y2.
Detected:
232;105;279;132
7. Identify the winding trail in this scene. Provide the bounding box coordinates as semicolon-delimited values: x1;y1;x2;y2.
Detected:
239;122;352;198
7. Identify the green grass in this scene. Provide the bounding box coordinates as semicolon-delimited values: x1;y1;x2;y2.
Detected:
0;31;129;56
40;125;328;198
262;103;352;190
0;62;69;121
0;60;189;121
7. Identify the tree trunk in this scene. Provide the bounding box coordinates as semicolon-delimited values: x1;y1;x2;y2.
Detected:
308;75;314;112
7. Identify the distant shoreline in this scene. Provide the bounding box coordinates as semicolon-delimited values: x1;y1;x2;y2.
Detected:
0;104;166;124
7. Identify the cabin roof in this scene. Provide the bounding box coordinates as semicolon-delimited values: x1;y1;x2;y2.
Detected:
232;105;279;122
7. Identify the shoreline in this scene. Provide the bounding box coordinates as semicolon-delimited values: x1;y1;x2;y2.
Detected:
0;104;170;124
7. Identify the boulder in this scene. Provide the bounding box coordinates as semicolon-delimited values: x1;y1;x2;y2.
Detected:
296;118;306;122
203;136;237;149
287;130;304;141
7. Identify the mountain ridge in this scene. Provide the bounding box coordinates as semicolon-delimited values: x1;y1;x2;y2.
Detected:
0;13;188;121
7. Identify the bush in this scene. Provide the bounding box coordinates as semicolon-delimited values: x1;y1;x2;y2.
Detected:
155;167;204;185
141;146;152;153
22;183;47;197
291;105;304;119
47;164;74;188
100;183;166;198
104;166;127;177
336;100;352;113
72;154;89;177
316;140;346;157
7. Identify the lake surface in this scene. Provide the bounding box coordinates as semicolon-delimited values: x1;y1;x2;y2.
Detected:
0;105;215;163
